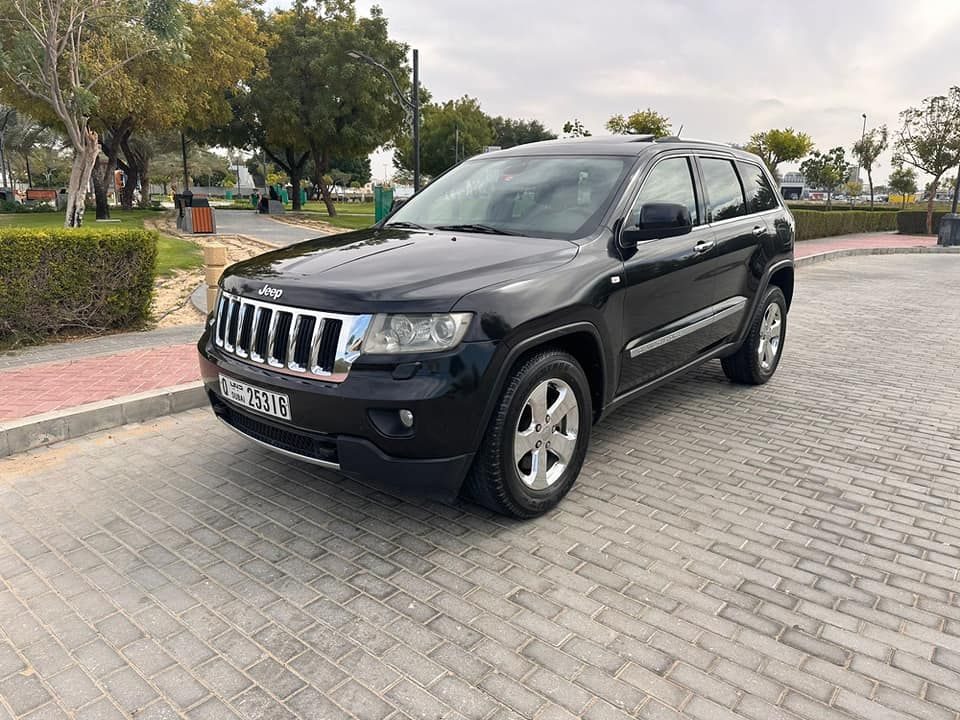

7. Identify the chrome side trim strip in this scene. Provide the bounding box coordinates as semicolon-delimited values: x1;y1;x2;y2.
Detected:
217;416;341;470
628;297;747;358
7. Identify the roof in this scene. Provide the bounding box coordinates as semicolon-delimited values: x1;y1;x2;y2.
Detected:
487;134;757;161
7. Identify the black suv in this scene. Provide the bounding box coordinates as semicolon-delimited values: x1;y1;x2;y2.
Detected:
199;136;794;518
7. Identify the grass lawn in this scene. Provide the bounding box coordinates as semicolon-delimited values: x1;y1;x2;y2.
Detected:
298;200;375;230
0;208;203;276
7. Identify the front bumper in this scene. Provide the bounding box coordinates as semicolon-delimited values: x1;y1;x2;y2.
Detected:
198;330;500;499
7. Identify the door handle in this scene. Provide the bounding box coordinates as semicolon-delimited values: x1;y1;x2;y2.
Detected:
752;226;766;236
693;239;716;254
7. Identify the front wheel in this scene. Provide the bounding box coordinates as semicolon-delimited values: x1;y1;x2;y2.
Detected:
465;350;592;518
721;286;787;385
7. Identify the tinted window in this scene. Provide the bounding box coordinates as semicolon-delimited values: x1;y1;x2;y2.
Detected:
738;161;779;213
628;157;699;227
700;158;746;221
388;156;631;240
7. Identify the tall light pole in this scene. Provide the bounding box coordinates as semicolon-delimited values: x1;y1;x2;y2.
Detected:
855;113;867;186
347;48;421;193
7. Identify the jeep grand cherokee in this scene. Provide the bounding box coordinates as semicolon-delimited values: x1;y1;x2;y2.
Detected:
198;135;795;518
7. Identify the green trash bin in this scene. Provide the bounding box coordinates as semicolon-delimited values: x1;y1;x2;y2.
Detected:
300;189;307;206
224;190;233;201
374;185;395;222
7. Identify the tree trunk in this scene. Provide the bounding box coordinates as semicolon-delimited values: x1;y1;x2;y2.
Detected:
64;130;100;228
311;148;337;216
91;125;129;219
120;161;137;211
826;190;832;210
23;153;33;188
290;165;302;211
867;169;874;209
139;156;151;208
926;175;941;234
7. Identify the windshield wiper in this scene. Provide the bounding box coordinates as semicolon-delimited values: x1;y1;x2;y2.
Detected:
384;221;429;230
433;223;517;236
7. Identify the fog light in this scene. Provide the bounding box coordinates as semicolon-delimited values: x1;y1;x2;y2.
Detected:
399;409;414;428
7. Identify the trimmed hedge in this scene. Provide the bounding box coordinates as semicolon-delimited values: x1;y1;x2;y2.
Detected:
0;228;158;346
792;210;898;241
787;203;900;213
896;211;948;235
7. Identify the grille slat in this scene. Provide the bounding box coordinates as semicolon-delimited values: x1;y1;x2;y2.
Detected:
213;291;368;383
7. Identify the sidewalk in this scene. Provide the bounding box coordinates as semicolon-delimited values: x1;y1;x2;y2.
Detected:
0;231;947;452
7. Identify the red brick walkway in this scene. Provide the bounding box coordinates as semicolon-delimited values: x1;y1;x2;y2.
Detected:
0;344;199;421
0;232;940;424
795;232;934;257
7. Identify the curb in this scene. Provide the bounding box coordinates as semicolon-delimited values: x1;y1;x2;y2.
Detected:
795;244;960;267
0;382;206;459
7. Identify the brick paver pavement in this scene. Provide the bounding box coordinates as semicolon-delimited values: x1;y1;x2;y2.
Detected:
793;232;934;258
0;345;199;421
1;254;959;720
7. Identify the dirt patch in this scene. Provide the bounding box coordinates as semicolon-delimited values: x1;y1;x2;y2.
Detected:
145;216;281;327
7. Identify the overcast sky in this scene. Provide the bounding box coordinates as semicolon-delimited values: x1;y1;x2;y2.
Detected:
352;0;960;184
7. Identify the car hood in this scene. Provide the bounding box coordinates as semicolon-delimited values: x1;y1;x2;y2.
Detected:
220;227;579;313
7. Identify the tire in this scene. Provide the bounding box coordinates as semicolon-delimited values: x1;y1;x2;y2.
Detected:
465;349;592;518
722;285;787;385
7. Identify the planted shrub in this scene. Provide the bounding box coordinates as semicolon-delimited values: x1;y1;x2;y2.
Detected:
792;210;898;241
0;228;158;346
896;211;947;235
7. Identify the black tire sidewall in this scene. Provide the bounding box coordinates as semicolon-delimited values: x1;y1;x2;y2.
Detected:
496;354;591;515
752;287;787;381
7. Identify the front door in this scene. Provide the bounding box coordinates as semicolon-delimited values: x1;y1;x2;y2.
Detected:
617;156;727;393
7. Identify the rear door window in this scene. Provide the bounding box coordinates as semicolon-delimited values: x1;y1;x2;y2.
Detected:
737;161;780;213
700;158;747;222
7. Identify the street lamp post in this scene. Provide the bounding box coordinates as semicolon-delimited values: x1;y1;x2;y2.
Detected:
855;113;866;187
347;48;421;193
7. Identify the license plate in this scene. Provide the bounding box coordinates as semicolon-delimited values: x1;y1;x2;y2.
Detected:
219;374;291;421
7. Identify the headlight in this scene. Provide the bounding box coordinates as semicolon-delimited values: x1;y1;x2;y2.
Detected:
362;313;473;354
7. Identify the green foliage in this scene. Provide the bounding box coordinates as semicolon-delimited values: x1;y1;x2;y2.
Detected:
606;109;671;137
561;119;591;137
787;203;899;212
394;95;494;177
0;228;157;345
851;125;889;206
887;166;918;206
799;147;850;204
744;128;813;180
896;210;948;235
792;210;898;241
490;117;556;148
156;234;202;276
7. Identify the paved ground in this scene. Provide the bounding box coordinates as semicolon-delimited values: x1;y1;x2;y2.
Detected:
1;253;959;719
215;211;321;247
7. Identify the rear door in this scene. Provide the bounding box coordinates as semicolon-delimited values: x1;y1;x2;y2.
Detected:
617;155;725;393
696;156;757;340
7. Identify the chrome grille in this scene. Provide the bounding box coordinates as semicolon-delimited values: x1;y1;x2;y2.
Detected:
214;291;371;383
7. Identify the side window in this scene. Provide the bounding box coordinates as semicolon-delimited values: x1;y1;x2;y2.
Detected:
627;157;699;227
700;157;747;221
738;161;779;213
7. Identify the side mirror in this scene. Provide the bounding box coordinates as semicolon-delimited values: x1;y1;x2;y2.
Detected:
620;202;693;247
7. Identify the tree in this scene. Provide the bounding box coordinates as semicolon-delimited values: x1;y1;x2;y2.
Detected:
0;0;181;225
894;87;960;233
800;147;849;208
86;0;263;215
394;96;494;178
217;2;408;213
744;128;814;182
561;119;591;138
851;125;888;209
887;166;917;207
843;179;863;205
606;108;671;137
489;117;556;149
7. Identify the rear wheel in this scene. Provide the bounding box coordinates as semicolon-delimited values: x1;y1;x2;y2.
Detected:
465;350;591;518
722;285;787;385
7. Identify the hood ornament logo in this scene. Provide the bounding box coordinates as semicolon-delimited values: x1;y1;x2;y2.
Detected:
258;284;283;300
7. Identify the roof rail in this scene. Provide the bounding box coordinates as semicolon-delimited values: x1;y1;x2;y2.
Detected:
558;134;655;143
654;136;731;147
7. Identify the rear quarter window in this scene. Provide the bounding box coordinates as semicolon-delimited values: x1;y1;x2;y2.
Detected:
737;161;780;213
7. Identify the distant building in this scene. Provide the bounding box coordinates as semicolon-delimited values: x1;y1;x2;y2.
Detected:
780;172;805;201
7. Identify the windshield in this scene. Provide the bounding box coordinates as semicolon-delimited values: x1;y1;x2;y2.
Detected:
387;155;631;239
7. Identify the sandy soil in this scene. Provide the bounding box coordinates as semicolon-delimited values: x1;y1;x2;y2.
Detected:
145;216;283;328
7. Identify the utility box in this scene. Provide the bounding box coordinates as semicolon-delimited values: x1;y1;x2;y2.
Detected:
938;214;960;246
374;185;394;222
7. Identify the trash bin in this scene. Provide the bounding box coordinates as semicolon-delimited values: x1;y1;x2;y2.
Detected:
374;185;395;222
225;190;233;201
938;214;960;246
